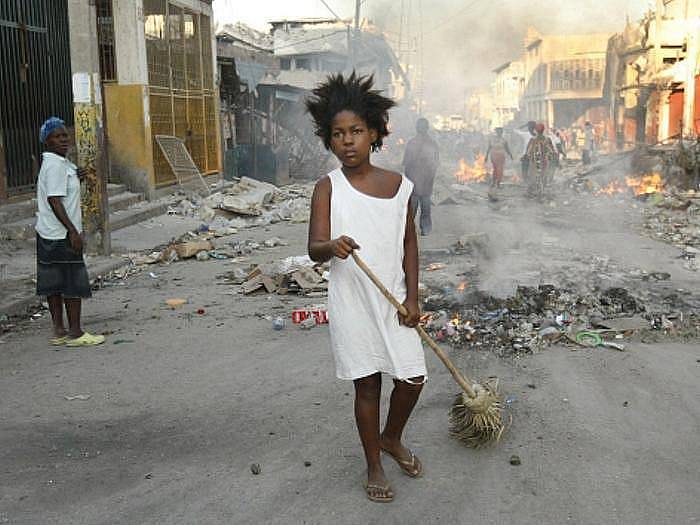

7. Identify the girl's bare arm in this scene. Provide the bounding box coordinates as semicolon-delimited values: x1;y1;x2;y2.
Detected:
308;176;358;262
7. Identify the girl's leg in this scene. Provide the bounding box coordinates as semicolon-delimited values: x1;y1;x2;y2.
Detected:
354;373;392;499
64;298;84;339
380;376;424;466
47;294;67;337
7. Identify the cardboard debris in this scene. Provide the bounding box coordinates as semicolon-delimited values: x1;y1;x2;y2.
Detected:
243;274;278;295
175;240;214;259
291;268;326;290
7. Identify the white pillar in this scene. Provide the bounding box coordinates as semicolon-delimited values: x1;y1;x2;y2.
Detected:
683;19;699;137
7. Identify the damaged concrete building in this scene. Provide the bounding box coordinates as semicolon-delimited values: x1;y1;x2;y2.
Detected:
216;18;409;182
605;0;700;149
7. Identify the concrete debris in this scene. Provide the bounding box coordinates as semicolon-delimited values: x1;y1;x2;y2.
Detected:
236;256;328;296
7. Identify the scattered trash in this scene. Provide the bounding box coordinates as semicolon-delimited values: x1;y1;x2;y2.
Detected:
425;263;447;271
509;455;521;466
272;316;285;330
292;306;329;324
165;298;188;308
195;250;210;261
112;339;135;345
299;316;317;330
175;240;214;259
304;461;312;467
197;309;206;315
64;394;91;401
250;463;261;475
575;331;604;347
144;472;153;479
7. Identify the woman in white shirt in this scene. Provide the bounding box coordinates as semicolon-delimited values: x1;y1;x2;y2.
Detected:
35;117;104;347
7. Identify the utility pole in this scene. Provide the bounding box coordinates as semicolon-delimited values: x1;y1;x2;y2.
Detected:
352;0;361;70
69;0;110;255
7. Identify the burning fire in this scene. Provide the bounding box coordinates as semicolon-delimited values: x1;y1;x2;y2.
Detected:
625;173;663;196
596;173;664;197
596;178;627;195
455;155;488;184
457;281;467;292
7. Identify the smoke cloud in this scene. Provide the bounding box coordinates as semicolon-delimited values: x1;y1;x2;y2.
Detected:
366;0;649;114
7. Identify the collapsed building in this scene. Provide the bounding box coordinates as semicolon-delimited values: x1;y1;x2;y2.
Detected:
216;18;410;182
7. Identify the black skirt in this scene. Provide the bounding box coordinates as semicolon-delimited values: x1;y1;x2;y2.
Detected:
36;233;92;298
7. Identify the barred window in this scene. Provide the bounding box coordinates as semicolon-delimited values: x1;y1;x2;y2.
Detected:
95;0;116;81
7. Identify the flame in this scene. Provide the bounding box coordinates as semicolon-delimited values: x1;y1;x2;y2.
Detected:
596;178;627;195
455;155;488;184
457;281;467;292
625;173;663;196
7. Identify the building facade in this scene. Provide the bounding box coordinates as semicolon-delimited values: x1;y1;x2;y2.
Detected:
521;28;611;129
491;61;525;128
103;0;220;196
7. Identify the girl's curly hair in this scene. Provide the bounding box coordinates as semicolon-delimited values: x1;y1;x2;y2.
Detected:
305;72;396;152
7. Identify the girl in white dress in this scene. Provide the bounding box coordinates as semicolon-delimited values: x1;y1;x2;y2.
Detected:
307;73;427;503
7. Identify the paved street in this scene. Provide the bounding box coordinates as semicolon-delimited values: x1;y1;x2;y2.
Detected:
1;170;699;525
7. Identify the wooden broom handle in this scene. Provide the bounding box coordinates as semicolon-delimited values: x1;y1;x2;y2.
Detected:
351;251;477;399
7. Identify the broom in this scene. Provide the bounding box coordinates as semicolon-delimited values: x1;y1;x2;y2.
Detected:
351;251;505;447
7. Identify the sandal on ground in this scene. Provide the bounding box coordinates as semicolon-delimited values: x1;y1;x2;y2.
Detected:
381;447;423;478
362;480;394;503
65;332;105;347
50;336;69;346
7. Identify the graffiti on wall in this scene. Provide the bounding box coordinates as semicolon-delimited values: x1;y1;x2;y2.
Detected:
74;102;103;234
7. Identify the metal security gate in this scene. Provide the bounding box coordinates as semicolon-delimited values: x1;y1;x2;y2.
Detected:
0;0;73;198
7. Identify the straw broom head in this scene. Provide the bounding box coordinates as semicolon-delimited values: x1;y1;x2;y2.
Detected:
449;378;505;447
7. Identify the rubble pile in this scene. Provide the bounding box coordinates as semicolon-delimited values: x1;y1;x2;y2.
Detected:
218;255;329;297
169;177;313;229
421;282;700;356
640;190;700;270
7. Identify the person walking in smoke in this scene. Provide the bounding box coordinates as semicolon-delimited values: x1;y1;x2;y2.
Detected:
582;121;594;165
306;73;426;503
402;117;439;236
526;122;557;199
35;117;105;347
515;120;537;183
485;127;513;189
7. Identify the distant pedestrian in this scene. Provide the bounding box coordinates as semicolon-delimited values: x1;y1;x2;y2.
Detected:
306;73;426;504
582;121;594;165
515;121;537;182
485;127;513;188
35;117;105;347
403;118;439;235
526;122;557;198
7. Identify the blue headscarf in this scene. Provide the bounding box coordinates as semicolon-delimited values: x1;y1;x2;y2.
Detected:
39;117;65;144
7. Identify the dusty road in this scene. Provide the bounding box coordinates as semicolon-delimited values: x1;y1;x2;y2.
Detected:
1;171;699;524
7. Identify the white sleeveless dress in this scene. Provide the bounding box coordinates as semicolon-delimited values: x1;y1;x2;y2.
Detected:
327;168;427;380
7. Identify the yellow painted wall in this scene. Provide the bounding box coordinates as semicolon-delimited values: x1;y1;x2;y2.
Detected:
103;84;155;196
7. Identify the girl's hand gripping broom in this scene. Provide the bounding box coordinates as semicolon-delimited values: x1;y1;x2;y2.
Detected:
352;251;506;447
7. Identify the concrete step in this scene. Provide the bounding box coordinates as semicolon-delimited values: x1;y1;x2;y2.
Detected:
0;185;143;240
108;200;170;232
0;184;128;226
0;200;169;240
108;191;143;213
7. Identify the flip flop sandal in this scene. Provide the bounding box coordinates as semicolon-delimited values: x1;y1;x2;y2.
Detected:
50;336;69;346
65;332;105;347
362;480;394;503
381;447;423;478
